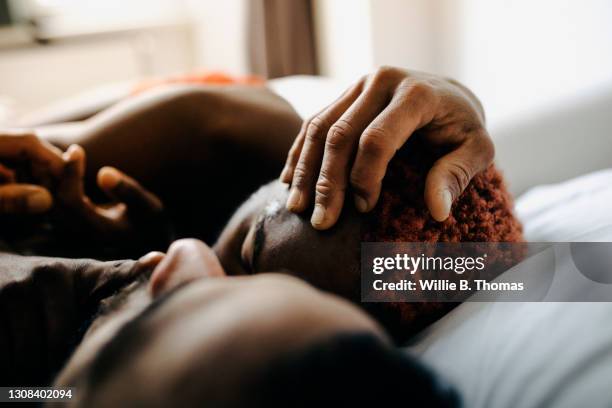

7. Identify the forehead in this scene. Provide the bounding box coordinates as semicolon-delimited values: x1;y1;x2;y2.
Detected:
231;180;294;232
247;179;290;212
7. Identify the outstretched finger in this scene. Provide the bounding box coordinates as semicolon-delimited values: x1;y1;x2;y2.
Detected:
280;82;364;185
349;81;436;214
280;122;306;183
286;81;364;213
311;80;390;229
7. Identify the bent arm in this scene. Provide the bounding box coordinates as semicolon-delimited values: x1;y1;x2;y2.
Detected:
35;85;302;241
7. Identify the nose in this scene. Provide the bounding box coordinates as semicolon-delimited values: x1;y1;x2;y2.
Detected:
149;239;226;297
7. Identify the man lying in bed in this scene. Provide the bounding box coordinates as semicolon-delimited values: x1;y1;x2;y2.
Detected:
0;67;520;404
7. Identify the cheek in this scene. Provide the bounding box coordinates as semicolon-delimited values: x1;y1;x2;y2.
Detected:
258;218;361;300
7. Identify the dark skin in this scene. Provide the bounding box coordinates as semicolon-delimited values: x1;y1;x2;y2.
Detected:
0;86;371;391
53;239;387;407
1;85;303;249
282;67;493;228
213;180;362;302
0;181;367;389
0;68;494;392
2;67;494;241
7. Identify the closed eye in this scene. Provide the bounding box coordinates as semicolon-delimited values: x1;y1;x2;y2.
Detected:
240;214;266;273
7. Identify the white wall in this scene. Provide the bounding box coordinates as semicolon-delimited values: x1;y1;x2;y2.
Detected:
313;0;612;128
453;0;612;127
184;0;249;75
0;24;194;114
369;0;436;73
312;0;374;81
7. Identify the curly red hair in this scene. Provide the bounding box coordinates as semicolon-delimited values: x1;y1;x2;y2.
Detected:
361;135;522;341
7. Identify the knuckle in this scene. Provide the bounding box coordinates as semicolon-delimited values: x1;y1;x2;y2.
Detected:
291;164;309;188
326;120;355;151
374;65;399;81
305;116;328;143
360;127;389;156
445;161;473;196
401;80;434;101
315;175;336;203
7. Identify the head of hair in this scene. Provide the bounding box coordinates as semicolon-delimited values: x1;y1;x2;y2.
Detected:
361;134;523;341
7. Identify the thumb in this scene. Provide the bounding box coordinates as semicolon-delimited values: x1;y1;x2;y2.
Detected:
424;138;493;222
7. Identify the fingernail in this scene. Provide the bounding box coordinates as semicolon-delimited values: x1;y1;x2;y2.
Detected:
286;187;303;211
434;189;453;222
27;189;52;213
98;166;122;189
311;204;326;228
354;194;368;212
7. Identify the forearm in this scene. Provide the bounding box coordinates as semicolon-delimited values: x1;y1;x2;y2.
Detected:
37;84;302;241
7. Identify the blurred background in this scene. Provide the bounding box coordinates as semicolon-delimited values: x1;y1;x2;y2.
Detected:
0;0;611;126
1;0;612;194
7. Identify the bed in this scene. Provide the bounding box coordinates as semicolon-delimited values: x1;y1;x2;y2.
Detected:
3;74;612;407
271;76;612;408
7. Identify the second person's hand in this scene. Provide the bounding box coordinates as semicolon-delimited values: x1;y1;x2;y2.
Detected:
280;66;494;230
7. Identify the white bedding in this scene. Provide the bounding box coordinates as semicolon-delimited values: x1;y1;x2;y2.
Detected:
269;77;612;407
409;169;612;408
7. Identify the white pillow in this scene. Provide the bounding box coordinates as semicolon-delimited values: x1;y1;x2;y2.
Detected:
515;168;612;242
408;170;612;408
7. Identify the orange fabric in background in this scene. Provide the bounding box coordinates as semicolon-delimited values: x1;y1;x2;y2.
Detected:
131;71;265;96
